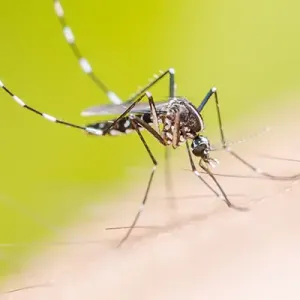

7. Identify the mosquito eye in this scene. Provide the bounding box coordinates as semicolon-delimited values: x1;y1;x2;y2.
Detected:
191;136;210;157
192;144;206;156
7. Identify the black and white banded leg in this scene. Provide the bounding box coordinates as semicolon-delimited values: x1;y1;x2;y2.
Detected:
53;1;176;105
0;81;102;136
53;0;122;104
198;87;300;181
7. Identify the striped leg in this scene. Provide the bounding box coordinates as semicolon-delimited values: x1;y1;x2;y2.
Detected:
0;80;102;136
53;1;176;105
53;0;122;104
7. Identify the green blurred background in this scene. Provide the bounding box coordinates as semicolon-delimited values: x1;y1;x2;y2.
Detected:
0;0;300;280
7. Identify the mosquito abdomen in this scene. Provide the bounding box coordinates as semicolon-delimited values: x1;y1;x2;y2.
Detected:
85;113;153;136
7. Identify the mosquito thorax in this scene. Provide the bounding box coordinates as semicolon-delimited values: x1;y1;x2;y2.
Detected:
191;135;211;158
165;97;204;133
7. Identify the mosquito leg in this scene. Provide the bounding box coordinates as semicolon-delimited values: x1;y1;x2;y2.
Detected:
102;91;160;136
130;115;166;145
0;80;102;136
164;147;176;209
54;2;177;108
185;142;229;201
125;68;175;204
81;68;176;118
131;102;175;214
125;68;175;103
260;155;300;163
227;150;300;180
197;87;300;181
146;92;160;134
53;0;122;104
116;116;161;248
199;162;248;211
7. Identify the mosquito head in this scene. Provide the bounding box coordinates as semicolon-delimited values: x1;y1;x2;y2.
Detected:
191;135;211;158
191;135;219;168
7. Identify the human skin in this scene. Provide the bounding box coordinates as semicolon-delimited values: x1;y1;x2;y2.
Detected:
2;108;300;300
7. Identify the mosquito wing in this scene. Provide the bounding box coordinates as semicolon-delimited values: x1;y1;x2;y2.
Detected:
81;101;168;116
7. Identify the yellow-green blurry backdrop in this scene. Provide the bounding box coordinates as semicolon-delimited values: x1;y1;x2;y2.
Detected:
0;0;300;279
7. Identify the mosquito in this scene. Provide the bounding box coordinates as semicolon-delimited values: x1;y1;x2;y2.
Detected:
1;73;300;247
1;2;300;247
51;0;265;204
